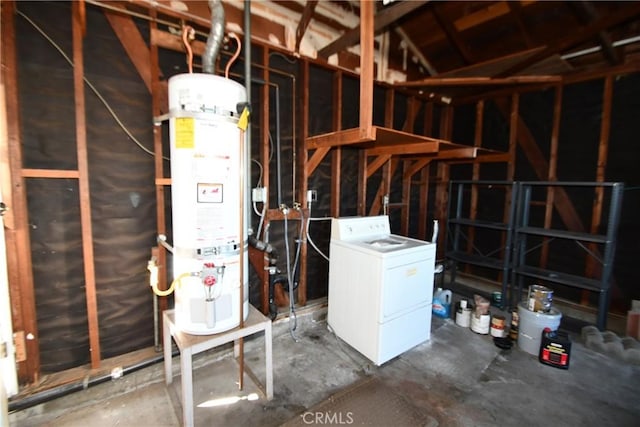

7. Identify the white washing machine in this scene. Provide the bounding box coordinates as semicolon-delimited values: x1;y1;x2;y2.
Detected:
327;215;436;365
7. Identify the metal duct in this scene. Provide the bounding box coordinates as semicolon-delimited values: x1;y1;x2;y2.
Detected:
203;0;225;74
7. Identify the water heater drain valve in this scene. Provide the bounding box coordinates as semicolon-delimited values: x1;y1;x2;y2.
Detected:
202;262;225;301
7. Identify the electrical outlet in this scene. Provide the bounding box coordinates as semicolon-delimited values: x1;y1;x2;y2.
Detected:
307;189;317;203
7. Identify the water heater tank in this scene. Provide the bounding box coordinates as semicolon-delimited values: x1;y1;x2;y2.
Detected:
168;73;249;335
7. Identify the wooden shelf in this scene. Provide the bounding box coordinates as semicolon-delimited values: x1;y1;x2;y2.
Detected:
305;125;503;160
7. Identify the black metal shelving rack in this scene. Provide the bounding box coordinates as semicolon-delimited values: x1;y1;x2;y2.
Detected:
444;181;518;309
511;181;624;330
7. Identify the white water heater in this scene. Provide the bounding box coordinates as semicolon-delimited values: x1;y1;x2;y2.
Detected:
168;73;249;335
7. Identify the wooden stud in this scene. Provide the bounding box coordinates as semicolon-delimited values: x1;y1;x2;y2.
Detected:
330;70;343;218
149;10;169;319
417;163;431;241
359;0;374;140
297;57;309;307
541;85;563;268
72;1;101;369
494;99;586;233
466;101;484;260
1;0;40;384
585;76;613;295
259;47;271;314
417;101;435;240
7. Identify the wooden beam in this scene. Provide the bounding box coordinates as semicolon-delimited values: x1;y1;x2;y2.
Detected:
498;3;640;76
149;9;168;319
569;1;620;65
21;169;80;178
438;47;547;78
72;2;101;369
317;0;430;58
150;27;206;56
366;154;392;178
1;0;40;384
261;47;273;312
541;85;563;268
305;128;373;149
364;141;440;156
403;158;432;179
357;150;367;216
494;98;586;233
434;162;449;258
369;158;399;217
104;10;153;92
331;70;342;218
401;159;410;235
295;0;318;53
466;101;485;262
397;76;562;88
305;147;331;177
563;59;640;85
359;0;374;139
384;88;394;128
417;163;431;240
585;76;613;285
507;1;535;49
431;2;474;65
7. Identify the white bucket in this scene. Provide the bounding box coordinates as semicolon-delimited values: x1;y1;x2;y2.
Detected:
517;302;562;355
470;313;491;334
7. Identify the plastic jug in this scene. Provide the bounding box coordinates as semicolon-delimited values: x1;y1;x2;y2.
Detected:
432;288;452;318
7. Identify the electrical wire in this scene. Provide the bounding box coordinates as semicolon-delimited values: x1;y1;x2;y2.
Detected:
251;158;264;187
17;10;169;161
225;32;242;79
306;206;330;262
268;51;297;64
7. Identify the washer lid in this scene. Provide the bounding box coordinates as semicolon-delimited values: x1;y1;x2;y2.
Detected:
349;234;432;254
366;237;408;248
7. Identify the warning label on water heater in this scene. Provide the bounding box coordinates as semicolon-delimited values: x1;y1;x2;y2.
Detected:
175;117;195;149
198;183;223;203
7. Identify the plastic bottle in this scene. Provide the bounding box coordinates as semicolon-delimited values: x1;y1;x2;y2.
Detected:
432;288;452;318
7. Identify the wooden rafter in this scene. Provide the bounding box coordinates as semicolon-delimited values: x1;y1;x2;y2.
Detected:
498;3;640;77
397;75;562;88
105;10;154;92
568;1;620;65
295;0;318;53
317;0;430;58
431;2;475;65
506;1;535;49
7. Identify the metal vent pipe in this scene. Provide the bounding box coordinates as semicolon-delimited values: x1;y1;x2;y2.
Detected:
203;0;225;74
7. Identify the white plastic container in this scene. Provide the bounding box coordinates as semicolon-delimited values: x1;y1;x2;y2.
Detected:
517;302;562;355
455;300;472;327
470;313;490;334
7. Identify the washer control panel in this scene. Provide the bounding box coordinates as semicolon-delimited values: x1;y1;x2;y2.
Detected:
331;216;391;241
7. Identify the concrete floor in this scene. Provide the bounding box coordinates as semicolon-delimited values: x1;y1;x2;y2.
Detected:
8;298;640;427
